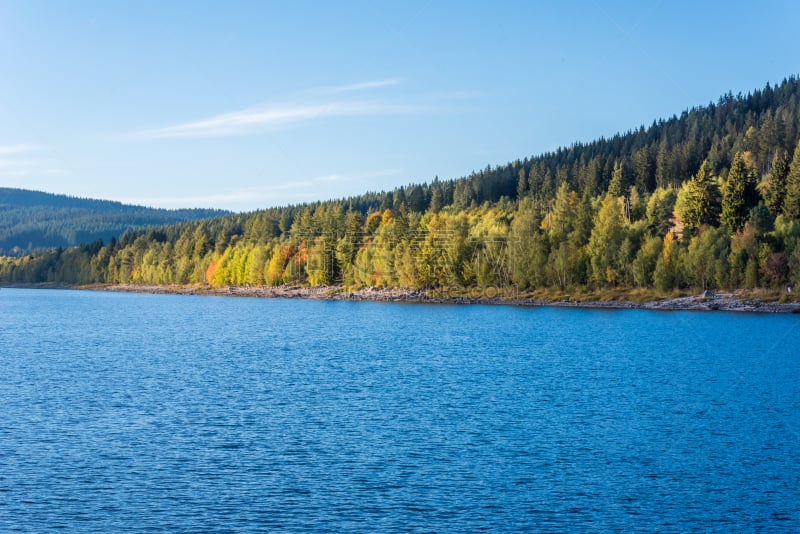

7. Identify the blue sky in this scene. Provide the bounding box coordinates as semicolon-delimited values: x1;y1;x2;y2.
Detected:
0;1;797;212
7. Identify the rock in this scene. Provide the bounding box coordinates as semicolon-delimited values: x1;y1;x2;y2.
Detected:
702;290;715;298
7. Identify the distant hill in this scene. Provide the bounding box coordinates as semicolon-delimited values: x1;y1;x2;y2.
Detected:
0;188;228;255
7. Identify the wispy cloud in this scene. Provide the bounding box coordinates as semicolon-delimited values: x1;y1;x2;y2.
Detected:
131;78;413;140
132;100;416;139
311;78;400;95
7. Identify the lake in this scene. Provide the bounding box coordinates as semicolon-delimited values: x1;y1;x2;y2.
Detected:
1;288;798;531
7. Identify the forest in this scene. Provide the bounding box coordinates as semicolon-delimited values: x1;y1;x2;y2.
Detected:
0;188;227;254
2;77;800;295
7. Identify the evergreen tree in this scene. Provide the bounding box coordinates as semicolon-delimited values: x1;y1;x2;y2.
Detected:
782;139;800;220
764;149;789;216
516;168;528;199
655;137;671;189
633;145;655;193
607;160;627;198
721;152;759;232
546;182;577;247
646;188;677;237
675;160;721;236
429;186;443;213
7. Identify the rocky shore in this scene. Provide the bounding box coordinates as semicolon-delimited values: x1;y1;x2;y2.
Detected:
93;284;800;313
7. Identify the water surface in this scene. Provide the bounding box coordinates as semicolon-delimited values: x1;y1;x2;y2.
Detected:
1;288;798;531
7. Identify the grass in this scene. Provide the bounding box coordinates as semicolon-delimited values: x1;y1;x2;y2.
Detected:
518;286;685;303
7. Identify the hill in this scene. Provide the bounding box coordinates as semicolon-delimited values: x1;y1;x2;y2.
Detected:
0;188;228;254
2;76;800;295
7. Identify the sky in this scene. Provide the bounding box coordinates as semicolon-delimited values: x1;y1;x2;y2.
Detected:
0;0;798;212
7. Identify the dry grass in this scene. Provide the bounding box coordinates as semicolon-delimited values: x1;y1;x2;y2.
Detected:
518;286;684;303
731;288;800;303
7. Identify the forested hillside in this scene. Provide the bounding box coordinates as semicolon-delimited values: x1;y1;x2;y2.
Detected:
3;77;800;294
0;188;227;254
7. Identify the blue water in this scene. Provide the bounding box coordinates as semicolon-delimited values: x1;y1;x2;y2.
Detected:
0;288;798;532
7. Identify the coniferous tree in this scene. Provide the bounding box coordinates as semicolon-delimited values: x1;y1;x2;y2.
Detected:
428;187;442;214
675;160;721;236
782;139;800;220
633;145;655;193
721;152;759;232
546;182;577;247
608;160;627;198
764;149;790;216
517;168;528;199
646;188;677;237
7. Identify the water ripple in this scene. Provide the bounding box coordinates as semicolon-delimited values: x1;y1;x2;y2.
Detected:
0;289;798;532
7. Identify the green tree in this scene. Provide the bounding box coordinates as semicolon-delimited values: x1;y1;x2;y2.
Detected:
632;235;662;287
782;139;800;219
646;187;677;236
607;160;628;198
675;160;721;236
547;241;580;289
429;186;443;213
517;168;528;199
685;226;728;290
509;198;548;288
633;145;655;193
764;149;789;216
587;195;626;286
721;152;759;231
653;232;682;291
546;182;577;247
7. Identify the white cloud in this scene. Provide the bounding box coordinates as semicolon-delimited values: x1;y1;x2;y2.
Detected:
130;78;413;140
311;79;400;94
132;100;416;139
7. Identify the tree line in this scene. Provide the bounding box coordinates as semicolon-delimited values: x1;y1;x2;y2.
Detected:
0;188;227;254
2;77;800;294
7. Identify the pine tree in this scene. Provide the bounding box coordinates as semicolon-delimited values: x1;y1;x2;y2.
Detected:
429;187;443;213
782;139;800;220
675;160;721;235
608;160;627;198
764;149;789;216
516;168;528;200
721;152;759;231
655;137;671;189
547;182;577;247
633;145;655;193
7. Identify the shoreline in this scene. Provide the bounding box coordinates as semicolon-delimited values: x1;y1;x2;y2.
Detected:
67;283;800;313
5;283;800;313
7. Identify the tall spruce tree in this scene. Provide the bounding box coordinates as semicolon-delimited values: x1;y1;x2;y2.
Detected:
675;160;721;235
764;149;789;216
517;168;528;200
608;160;627;198
721;152;759;231
782;139;800;220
